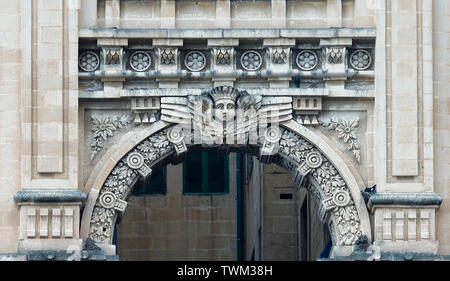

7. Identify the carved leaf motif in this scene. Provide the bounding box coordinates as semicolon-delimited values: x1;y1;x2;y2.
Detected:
90;115;132;160
330;175;345;188
113;165;134;180
105;176;119;187
137;140;153;153
152;134;169;148
279;131;313;160
333;205;361;245
319;117;361;163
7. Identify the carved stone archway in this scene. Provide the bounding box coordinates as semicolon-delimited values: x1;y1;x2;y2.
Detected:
80;87;371;258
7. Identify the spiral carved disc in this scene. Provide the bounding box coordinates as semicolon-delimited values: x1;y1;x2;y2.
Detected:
264;127;281;143
126;152;145;170
167;127;185;144
333;190;351;207
99;192;117;209
305;151;323;169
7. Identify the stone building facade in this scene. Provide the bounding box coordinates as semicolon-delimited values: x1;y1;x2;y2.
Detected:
0;0;448;261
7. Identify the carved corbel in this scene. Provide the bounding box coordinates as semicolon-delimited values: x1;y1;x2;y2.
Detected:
260;127;281;163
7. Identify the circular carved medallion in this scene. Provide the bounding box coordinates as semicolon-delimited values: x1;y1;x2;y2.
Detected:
99;192;117;209
126;152;145;170
333;190;351;207
167;127;185;144
130;51;151;72
350;50;372;70
241;50;262;71
296;50;318;71
185;51;206;71
79;51;100;72
305;151;323;169
264;127;281;143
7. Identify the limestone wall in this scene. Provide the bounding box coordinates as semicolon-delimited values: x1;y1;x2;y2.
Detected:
244;156;263;260
262;163;328;260
433;0;450;255
0;0;21;253
117;154;237;260
80;0;376;29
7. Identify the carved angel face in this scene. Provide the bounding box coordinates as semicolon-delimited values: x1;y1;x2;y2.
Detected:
214;98;236;122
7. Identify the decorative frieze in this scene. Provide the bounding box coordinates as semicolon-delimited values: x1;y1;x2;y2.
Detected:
78;44;375;86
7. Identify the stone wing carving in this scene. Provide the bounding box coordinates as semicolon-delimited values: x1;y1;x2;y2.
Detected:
160;97;191;124
258;96;293;125
160;88;293;145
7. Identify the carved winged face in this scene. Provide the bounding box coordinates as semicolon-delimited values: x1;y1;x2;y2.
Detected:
214;98;236;122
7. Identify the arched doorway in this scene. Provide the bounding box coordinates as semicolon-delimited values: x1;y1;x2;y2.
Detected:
80;87;371;259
